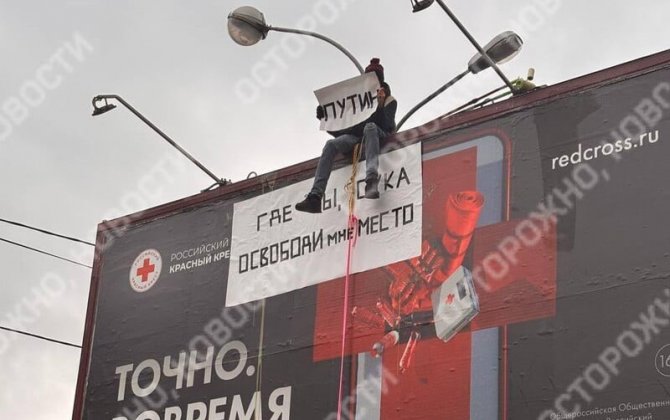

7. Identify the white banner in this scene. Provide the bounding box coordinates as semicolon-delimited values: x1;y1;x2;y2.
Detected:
226;143;423;307
315;72;380;132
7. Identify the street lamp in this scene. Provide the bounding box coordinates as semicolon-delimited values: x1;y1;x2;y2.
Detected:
396;31;522;131
411;0;518;92
467;31;522;74
411;0;435;12
91;95;228;190
227;6;364;74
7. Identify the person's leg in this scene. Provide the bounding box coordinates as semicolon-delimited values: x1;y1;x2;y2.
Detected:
297;134;359;213
362;123;387;198
363;122;382;181
310;134;359;197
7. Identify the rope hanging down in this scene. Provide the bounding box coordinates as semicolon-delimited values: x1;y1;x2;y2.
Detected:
253;298;267;420
337;143;363;420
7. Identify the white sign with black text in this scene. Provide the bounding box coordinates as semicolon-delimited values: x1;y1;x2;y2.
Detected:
315;72;380;132
226;143;423;307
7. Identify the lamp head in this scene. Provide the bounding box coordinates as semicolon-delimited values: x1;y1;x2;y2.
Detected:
227;6;269;46
92;96;117;116
468;31;523;74
411;0;435;12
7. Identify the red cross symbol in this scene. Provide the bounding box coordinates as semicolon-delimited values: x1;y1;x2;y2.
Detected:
136;258;155;282
445;293;455;305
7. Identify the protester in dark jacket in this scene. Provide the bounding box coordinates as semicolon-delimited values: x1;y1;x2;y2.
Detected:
296;58;397;214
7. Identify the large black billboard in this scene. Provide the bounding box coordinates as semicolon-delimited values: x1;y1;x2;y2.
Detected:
75;55;670;420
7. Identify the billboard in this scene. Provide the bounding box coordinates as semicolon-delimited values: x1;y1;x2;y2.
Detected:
74;53;670;420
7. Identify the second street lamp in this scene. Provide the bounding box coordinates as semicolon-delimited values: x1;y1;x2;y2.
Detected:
396;31;523;131
227;6;364;74
467;31;523;74
412;0;518;93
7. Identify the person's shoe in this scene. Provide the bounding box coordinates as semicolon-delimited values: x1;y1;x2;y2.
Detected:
295;193;322;213
364;177;380;199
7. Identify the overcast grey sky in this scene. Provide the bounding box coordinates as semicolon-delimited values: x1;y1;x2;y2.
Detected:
1;1;669;418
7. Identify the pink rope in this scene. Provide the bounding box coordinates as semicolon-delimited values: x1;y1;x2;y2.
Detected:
337;213;358;420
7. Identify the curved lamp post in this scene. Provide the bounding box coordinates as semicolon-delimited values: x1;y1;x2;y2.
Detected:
91;95;228;190
411;0;517;92
227;6;364;74
396;31;522;131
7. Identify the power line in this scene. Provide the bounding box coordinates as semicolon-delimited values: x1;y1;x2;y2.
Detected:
0;237;92;269
0;325;81;349
0;218;94;246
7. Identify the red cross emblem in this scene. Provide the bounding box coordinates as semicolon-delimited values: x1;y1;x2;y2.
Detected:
130;249;162;293
445;293;455;305
136;258;155;282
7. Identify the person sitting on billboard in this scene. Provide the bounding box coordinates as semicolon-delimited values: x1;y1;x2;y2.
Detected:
295;58;398;214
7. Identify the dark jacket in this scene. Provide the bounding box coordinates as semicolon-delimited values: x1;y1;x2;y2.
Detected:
369;95;397;134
